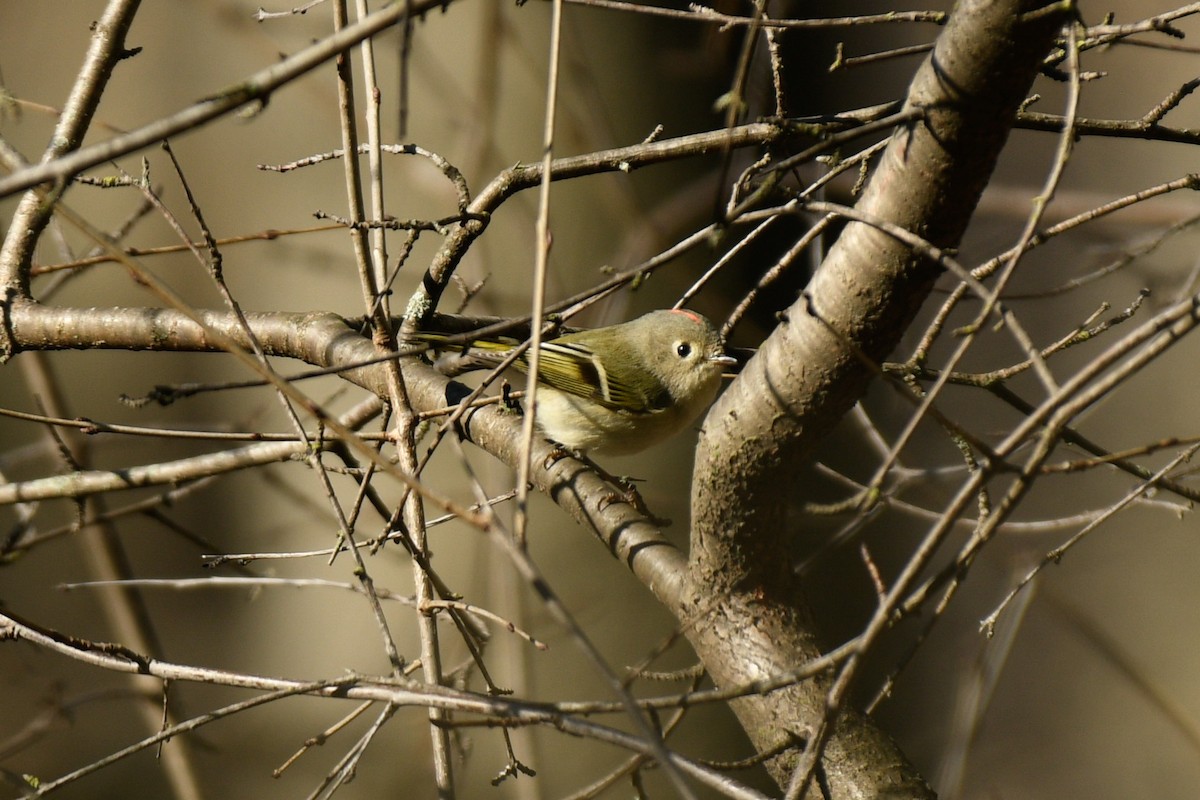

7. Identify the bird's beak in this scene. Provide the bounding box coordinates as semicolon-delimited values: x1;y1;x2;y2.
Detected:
709;353;740;373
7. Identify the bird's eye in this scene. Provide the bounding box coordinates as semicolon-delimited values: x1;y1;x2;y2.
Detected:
675;342;692;358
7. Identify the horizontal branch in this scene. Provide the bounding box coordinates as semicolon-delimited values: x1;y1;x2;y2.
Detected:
0;610;764;800
0;439;307;504
2;300;687;608
1017;110;1200;145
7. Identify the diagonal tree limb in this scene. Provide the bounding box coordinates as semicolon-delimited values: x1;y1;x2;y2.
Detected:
687;0;1071;794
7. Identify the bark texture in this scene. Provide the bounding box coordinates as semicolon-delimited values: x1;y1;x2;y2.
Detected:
686;0;1070;794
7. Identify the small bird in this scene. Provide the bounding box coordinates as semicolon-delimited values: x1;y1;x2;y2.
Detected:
415;309;737;455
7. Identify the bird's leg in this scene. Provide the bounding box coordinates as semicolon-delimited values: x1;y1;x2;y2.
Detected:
594;467;670;528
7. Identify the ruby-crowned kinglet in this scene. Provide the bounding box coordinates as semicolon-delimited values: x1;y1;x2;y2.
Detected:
416;309;737;455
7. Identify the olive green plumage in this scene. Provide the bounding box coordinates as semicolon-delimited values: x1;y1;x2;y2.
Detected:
414;309;736;455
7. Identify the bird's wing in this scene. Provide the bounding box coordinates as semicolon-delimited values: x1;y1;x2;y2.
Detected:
536;340;670;413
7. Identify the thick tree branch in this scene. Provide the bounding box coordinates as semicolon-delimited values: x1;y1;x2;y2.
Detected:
687;0;1070;794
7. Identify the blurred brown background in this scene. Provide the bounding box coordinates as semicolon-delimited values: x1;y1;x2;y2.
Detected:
3;1;1200;798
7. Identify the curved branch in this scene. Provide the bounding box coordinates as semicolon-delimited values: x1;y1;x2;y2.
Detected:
0;0;141;295
404;121;787;324
3;300;687;608
403;105;903;325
